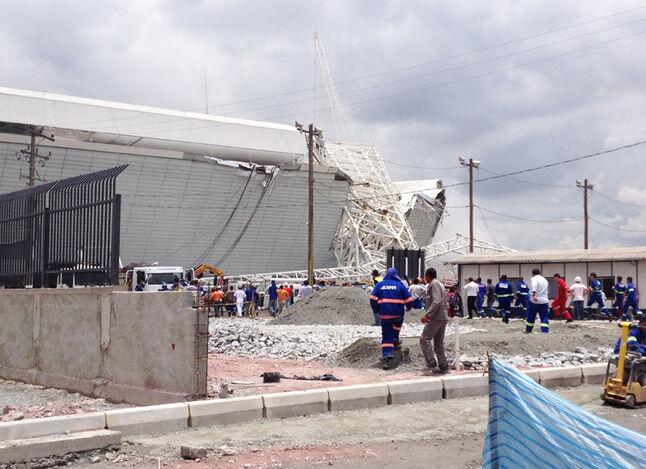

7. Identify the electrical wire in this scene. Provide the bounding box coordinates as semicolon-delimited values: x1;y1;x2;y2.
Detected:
477;205;582;223
477;206;501;245
182;3;646;112
479;167;574;189
589;217;646;232
52;11;646;130
378;159;462;170
592;190;646;208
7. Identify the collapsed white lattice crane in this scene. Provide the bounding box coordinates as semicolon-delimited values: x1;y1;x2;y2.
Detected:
315;34;418;267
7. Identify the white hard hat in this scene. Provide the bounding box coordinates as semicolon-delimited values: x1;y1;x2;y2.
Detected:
574;276;581;283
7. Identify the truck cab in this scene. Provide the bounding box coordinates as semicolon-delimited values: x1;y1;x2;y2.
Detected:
128;266;185;291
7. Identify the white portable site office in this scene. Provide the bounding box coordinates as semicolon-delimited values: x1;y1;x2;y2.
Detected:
449;247;646;306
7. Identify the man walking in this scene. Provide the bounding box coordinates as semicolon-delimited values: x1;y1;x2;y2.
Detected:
234;286;246;317
463;277;479;319
485;279;496;317
588;273;610;317
420;268;449;374
551;273;572;322
514;278;530;318
569;276;588;320
625;276;641;320
613;276;627;319
277;285;289;314
494;275;513;324
267;280;278;317
370;267;413;369
526;268;550;333
476;278;486;317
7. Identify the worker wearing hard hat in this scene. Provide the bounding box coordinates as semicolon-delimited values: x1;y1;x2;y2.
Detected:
494;275;513;324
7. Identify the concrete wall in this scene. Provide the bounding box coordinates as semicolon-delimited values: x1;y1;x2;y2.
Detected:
0;288;207;406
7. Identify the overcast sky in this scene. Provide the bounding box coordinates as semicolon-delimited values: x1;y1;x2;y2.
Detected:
1;0;645;251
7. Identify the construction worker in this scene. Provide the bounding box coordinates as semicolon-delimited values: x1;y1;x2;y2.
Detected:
420;267;449;374
476;277;486;317
409;277;426;309
569;277;588;321
370;267;413;369
494;275;513;324
371;269;383;286
267;280;278;317
514;278;530;318
588;273;610;317
211;287;224;317
485;279;496;317
234;285;246;317
277;285;289;314
625;276;641;320
613;276;627;319
526;268;550;333
551;273;572;322
613;317;646;356
463;277;479;319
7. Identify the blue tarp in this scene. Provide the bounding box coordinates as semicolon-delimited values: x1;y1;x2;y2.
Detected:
482;358;646;468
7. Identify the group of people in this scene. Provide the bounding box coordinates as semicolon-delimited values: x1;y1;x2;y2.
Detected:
370;267;450;374
454;272;641;326
265;279;315;317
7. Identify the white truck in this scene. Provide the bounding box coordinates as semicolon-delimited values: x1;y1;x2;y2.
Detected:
126;266;185;292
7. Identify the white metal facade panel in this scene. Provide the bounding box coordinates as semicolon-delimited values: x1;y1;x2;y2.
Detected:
499;264;520;278
541;263;565;278
520;264;542;282
612;262;637;283
0;87;305;165
638;261;646;301
588;262;612;277
460;265;479;284
479;265;498;282
0;141;349;275
564;262;587;286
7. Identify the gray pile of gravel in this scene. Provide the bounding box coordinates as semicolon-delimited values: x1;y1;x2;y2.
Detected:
269;287;374;325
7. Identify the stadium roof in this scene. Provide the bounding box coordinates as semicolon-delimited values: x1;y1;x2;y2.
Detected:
0;86;305;165
449;246;646;264
391;179;444;208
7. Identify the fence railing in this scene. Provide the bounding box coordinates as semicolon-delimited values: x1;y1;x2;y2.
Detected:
0;165;127;288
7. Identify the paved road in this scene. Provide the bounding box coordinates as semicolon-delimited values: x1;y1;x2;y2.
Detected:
75;384;646;468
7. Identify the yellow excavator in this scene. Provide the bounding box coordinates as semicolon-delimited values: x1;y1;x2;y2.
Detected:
602;320;646;408
192;263;224;279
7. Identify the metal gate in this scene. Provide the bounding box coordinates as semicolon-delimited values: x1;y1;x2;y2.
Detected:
0;165;127;288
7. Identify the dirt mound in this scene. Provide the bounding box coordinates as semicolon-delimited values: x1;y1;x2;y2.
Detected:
270;287;428;326
270;287;374;325
333;319;618;370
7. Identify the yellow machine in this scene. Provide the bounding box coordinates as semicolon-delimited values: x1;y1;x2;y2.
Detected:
602;321;646;408
193;263;224;279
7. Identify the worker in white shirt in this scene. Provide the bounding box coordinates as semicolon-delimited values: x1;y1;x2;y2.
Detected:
234;286;247;317
463;277;480;319
526;268;550;333
569;276;588;320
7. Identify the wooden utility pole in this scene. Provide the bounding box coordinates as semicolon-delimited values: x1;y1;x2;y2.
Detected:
577;179;594;249
307;124;315;285
19;128;54;187
459;157;480;253
28;133;37;187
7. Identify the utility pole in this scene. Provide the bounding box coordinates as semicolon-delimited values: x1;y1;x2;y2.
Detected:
576;179;594;249
18;127;54;187
459;156;480;253
296;122;322;285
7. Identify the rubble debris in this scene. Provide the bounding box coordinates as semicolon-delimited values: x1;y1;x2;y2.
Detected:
181;446;208;460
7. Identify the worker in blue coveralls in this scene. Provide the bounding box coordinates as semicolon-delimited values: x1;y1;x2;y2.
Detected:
370;267;413;369
476;277;487;317
624;276;642;320
588;272;610;317
614;317;646;356
494;275;514;324
613;276;627;320
514;278;530;318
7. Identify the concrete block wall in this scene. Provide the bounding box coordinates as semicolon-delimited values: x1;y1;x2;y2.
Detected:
0;288;207;405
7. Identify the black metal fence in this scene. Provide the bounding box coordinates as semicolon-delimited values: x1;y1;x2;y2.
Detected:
0;165;127;288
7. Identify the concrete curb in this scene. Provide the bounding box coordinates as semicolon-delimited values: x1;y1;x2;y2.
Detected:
105;403;189;435
0;363;610;448
0;430;121;464
263;389;329;419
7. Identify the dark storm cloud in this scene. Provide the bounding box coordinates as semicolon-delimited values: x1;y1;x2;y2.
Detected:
1;0;645;249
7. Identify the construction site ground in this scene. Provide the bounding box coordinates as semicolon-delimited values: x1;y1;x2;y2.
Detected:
207;316;617;397
65;384;645;468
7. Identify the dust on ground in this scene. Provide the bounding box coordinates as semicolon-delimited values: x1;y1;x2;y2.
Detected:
69;384;646;468
269;287;426;326
0;379;129;422
334;318;617;371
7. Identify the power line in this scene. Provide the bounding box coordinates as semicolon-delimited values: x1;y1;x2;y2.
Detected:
477;205;582;223
479;167;573;189
52;12;646;131
379;159;462;170
589;217;646;232
592;189;646;208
